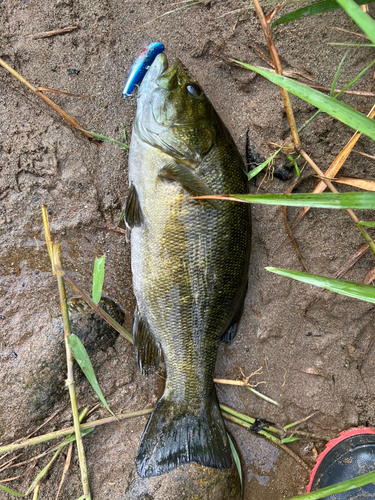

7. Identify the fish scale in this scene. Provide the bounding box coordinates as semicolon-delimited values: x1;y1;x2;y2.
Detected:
125;51;251;478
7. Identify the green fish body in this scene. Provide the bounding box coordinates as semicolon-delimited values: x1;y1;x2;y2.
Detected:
125;53;251;478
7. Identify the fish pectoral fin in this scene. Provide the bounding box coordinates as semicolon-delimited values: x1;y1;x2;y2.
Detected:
221;281;248;344
158;163;218;209
133;306;161;376
125;183;144;229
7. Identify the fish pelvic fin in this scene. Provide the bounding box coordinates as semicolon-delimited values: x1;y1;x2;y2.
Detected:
221;281;248;344
133;306;161;376
136;388;232;478
125;183;144;229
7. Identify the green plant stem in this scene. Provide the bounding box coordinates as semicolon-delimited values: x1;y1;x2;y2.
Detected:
0;409;153;455
25;409;89;496
42;206;91;500
33;485;40;500
299;150;375;255
55;267;91;500
220;404;282;435
223;413;310;471
247;386;280;406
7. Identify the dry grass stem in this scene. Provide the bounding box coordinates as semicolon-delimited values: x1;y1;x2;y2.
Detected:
37;87;92;98
29;26;78;39
303;83;375;97
364;266;375;284
55;443;73;500
352;150;375;160
294;104;375;225
0;409;153;455
298;150;375;254
319;175;375;191
0;464;36;484
0;57;100;144
96;223;127;235
335;242;371;279
252;0;301;149
330;26;370;39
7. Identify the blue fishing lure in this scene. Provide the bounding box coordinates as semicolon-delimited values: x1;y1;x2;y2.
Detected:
122;42;165;98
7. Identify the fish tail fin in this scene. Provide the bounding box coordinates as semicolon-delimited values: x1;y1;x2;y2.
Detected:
136;389;232;478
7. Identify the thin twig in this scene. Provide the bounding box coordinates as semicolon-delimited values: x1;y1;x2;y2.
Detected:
0;58;100;144
329;26;370;40
352;150;375;161
298;150;375;255
55;443;73;500
335;243;370;279
37;87;92;99
28;26;78;39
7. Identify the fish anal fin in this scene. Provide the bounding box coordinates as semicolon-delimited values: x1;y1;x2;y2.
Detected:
125;183;144;229
221;281;248;344
158;163;218;209
133;307;160;376
136;389;231;477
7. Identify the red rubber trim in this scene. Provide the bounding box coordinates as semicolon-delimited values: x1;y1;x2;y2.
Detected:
306;428;375;493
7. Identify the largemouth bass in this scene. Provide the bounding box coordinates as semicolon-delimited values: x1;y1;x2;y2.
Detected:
125;51;251;478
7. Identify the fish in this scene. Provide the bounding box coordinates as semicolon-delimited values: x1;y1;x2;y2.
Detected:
122;42;165;97
125;51;251;479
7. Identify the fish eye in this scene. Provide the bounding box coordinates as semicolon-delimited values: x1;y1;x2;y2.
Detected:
186;83;202;97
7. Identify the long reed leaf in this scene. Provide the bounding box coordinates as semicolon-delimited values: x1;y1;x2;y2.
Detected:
272;0;375;28
220;192;375;209
232;62;375;140
68;334;115;417
335;0;375;44
266;268;375;303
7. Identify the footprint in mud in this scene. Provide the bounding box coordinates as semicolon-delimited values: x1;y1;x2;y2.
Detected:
123;461;241;500
24;297;126;420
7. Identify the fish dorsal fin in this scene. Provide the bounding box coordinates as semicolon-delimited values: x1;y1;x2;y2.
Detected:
133;306;161;376
125;183;144;229
158;163;218;209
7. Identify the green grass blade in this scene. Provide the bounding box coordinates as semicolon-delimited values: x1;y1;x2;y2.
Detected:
0;485;24;497
329;42;375;46
331;52;347;97
120;123;127;142
227;192;375;209
79;129;129;149
247;148;281;180
266;268;375;303
335;0;375;44
271;0;374;28
358;220;375;227
232;62;375;140
282;436;301;443
337;59;375;98
228;434;243;497
68;334;115;417
287;470;375;499
92;255;105;304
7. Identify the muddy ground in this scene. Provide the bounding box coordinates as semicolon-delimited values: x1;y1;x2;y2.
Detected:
1;0;375;499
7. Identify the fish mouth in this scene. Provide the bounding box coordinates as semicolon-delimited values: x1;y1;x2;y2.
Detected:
138;52;169;94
